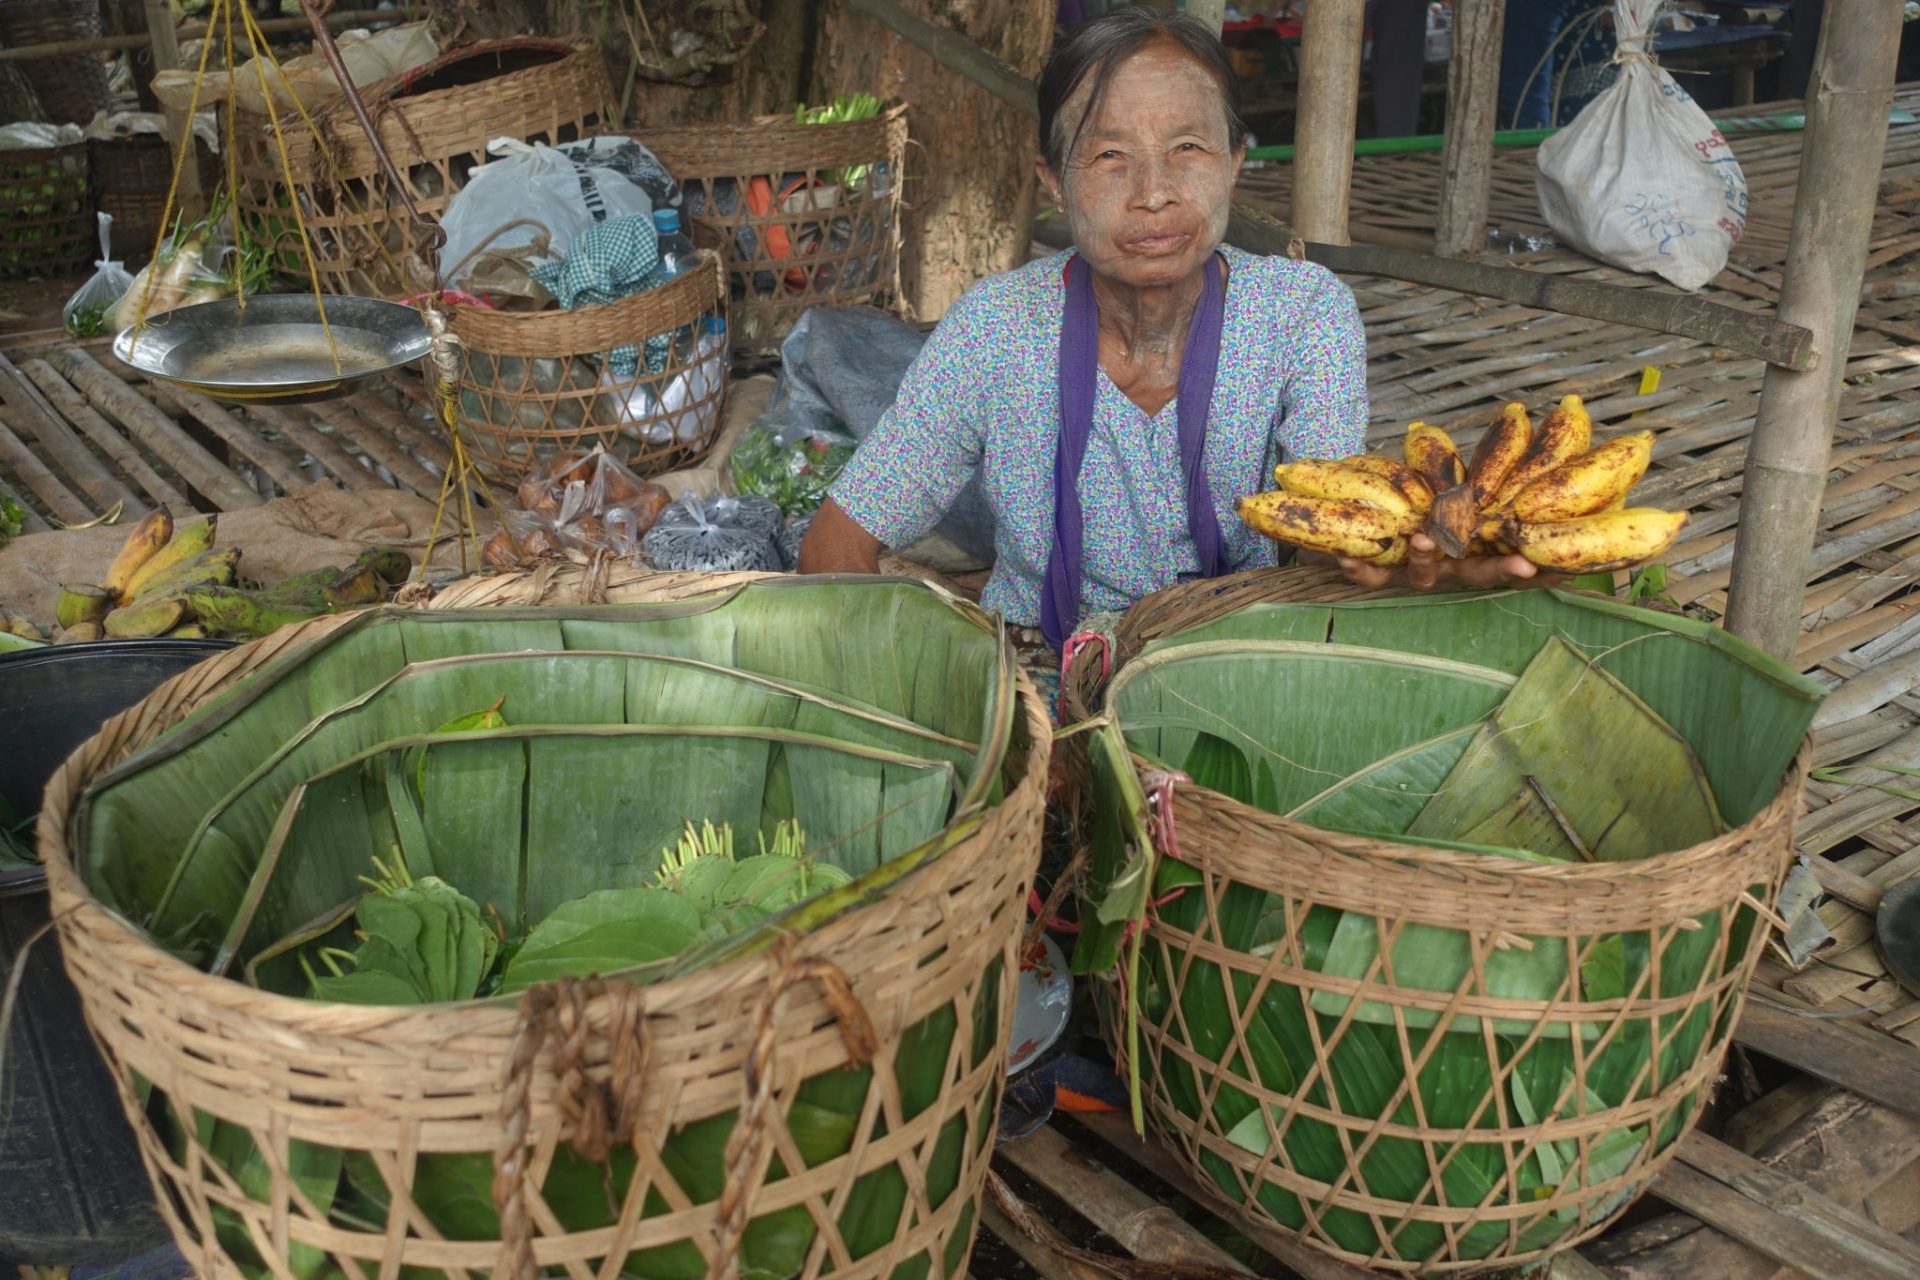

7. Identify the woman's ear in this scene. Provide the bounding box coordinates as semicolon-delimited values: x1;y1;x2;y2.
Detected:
1036;157;1063;208
1230;141;1247;186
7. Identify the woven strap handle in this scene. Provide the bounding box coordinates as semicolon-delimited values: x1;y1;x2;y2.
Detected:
714;940;877;1279
491;942;877;1280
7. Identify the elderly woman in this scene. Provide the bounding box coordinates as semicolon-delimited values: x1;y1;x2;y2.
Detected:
799;9;1545;645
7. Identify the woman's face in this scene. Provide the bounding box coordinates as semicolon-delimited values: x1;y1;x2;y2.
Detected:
1040;41;1244;291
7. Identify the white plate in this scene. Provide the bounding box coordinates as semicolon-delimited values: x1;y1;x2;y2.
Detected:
1007;933;1072;1077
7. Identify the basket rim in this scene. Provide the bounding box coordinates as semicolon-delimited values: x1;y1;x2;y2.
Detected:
38;587;1050;1040
445;251;724;355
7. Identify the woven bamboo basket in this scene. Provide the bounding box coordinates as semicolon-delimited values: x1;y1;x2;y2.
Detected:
449;250;730;487
0;0;111;126
40;572;1046;1280
640;106;909;364
1062;567;1815;1274
89;134;220;267
230;39;613;298
0;140;90;277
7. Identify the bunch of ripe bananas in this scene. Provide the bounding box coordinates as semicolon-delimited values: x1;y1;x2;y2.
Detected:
54;511;410;642
1235;394;1688;574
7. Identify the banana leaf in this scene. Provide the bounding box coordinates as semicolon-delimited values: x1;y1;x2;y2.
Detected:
1158;591;1821;825
79;583;1014;931
1107;641;1516;817
1407;636;1723;861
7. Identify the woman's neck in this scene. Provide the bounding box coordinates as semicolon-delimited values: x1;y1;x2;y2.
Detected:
1091;264;1209;364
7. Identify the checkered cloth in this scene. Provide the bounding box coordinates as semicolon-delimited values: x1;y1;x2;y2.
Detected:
530;213;667;378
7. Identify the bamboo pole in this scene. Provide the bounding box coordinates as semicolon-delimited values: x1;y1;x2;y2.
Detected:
1433;0;1505;258
0;9;409;61
1724;0;1905;659
1290;0;1364;244
141;0;201;209
1183;0;1228;35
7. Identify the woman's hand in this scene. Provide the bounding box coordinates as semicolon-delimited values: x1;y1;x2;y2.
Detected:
1334;533;1567;592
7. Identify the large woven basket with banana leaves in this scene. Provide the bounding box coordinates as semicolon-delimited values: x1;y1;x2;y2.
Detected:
1062;567;1818;1274
39;571;1047;1280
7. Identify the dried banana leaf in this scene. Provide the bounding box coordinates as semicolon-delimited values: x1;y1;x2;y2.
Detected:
1408;635;1723;860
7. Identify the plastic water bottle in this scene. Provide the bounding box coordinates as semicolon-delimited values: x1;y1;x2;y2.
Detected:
652;207;695;281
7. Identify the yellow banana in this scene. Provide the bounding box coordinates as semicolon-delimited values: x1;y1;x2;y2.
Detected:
102;510;173;600
1404;422;1466;494
1338;455;1435;513
1467;402;1532;509
1509;430;1653;524
1235;491;1400;559
1489;394;1593;511
123;517;219;600
1274;460;1420;523
1512;508;1688;574
1370;537;1410;567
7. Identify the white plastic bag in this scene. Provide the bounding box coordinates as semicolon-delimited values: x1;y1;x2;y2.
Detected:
151;23;438;114
438;141;658;298
1536;0;1747;291
64;213;136;338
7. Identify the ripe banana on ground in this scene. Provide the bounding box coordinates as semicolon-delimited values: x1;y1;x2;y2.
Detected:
1236;393;1688;577
101;510;172;600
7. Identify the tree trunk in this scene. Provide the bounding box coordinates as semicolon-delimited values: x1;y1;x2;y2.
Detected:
627;0;816;128
813;0;1056;321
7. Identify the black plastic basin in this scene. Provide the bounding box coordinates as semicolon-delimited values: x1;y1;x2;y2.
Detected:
1;639;234;1267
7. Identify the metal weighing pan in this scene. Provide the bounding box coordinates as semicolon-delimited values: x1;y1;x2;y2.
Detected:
112;294;432;404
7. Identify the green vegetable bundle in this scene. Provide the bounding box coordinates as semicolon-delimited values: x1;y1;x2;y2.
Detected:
45;578;1048;1280
729;417;857;516
1072;580;1819;1272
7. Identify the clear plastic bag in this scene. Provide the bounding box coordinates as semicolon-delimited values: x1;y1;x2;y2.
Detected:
110;200;255;331
483;447;672;566
641;493;783;573
729;416;856;516
63;212;135;338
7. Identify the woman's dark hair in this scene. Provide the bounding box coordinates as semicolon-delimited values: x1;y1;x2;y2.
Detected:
1038;9;1248;173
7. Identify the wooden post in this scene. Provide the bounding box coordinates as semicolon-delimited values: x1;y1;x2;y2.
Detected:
1433;0;1505;258
1291;0;1365;244
1183;0;1228;35
141;0;201;210
1724;0;1904;659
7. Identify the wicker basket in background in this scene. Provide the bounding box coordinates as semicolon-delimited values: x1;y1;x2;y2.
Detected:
640;104;909;364
0;141;91;277
449;250;730;487
89;133;220;267
229;38;613;298
0;0;112;126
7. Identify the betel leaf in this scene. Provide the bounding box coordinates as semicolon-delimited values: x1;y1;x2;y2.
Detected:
308;876;497;1007
498;888;703;995
415;695;507;798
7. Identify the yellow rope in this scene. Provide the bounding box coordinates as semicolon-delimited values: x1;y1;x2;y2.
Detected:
238;1;409;294
133;4;222;332
130;0;491;568
237;2;339;373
